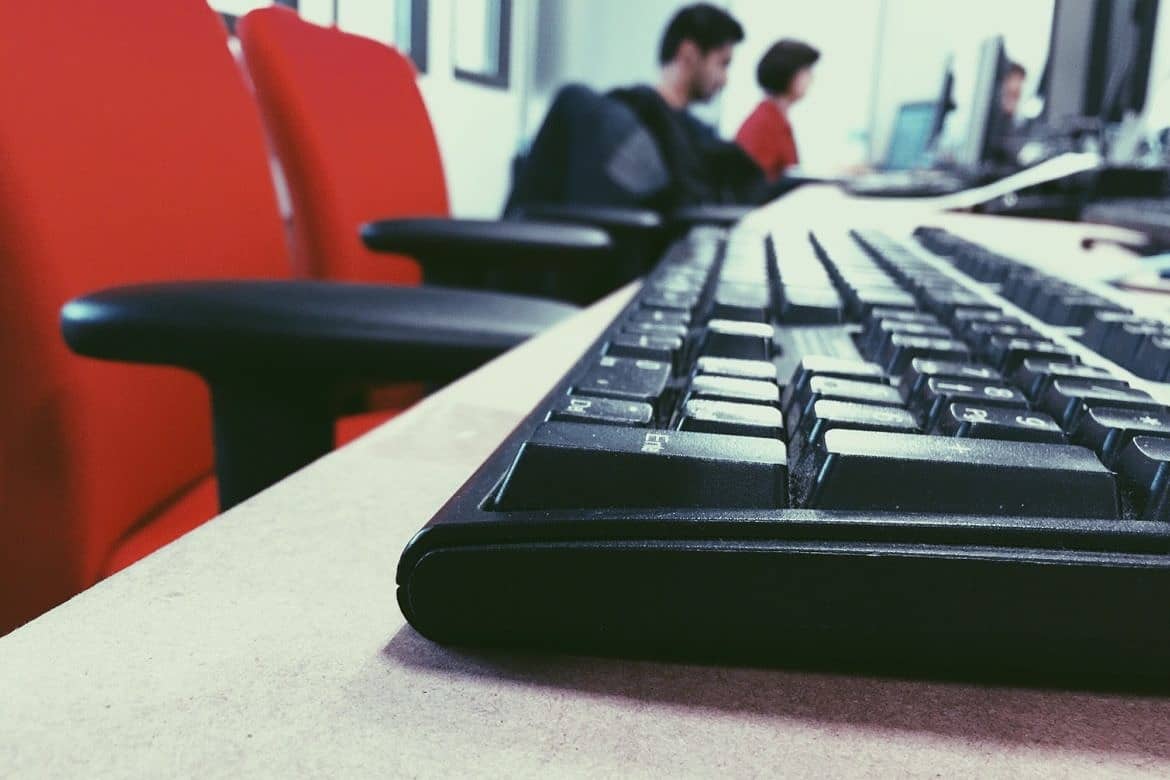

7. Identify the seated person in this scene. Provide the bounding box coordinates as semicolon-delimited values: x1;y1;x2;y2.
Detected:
985;60;1028;168
735;39;821;181
606;3;769;207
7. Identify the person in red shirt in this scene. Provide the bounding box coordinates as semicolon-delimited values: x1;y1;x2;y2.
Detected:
735;39;820;181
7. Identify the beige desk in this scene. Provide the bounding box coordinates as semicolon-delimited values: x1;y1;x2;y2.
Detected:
4;188;1170;777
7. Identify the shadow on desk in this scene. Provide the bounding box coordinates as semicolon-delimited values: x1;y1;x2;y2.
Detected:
383;627;1170;760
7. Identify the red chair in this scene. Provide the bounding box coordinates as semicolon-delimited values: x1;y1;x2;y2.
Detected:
238;6;623;303
0;0;583;635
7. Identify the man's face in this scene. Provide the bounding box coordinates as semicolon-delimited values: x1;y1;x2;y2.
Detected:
689;43;734;103
1001;72;1024;115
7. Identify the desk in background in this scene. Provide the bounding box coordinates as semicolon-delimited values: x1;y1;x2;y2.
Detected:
3;187;1170;777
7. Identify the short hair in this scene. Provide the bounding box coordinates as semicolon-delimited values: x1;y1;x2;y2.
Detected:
658;3;745;66
1006;61;1027;79
756;39;821;95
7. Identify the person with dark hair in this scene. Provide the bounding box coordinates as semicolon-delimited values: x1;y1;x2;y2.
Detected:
655;2;745;110
735;39;821;181
605;4;765;207
1000;61;1027;116
987;60;1028;167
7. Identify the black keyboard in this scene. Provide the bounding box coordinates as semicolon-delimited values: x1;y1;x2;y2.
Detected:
396;223;1170;685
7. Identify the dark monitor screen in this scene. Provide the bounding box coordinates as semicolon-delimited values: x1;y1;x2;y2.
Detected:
884;101;938;170
1041;0;1160;124
931;65;956;142
955;36;1007;169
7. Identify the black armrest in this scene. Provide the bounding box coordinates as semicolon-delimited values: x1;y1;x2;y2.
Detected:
62;280;577;508
62;280;574;380
511;203;664;240
671;204;755;229
359;217;612;270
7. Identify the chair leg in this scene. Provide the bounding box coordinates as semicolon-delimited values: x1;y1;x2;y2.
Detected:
209;378;334;510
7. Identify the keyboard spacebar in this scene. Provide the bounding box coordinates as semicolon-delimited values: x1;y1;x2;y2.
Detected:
806;430;1119;519
495;422;787;510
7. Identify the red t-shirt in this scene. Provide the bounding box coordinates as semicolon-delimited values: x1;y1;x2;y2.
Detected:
735;99;798;181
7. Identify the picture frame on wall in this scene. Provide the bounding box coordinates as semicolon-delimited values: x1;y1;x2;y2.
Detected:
229;0;426;72
452;0;511;89
216;0;297;35
393;0;429;74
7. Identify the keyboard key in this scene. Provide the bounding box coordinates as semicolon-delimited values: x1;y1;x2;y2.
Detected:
573;356;671;411
802;430;1118;518
1103;323;1161;368
864;308;939;329
951;308;1012;336
882;334;971;375
495;422;787;510
631;308;690;326
863;320;952;361
898;359;1002;403
1070;406;1170;466
915;378;1028;428
640;290;699;316
679;399;785;439
1130;335;1170;381
986;337;1077;373
688;375;780;406
695;356;777;382
1048;295;1125;327
934;403;1065;444
1116;436;1170;522
702;319;775;361
549;395;654;427
778;285;843;324
922;290;998;321
712;283;769;322
797;400;918;448
646;276;703;296
849;287;918;317
1011;359;1123;400
790;376;903;435
621;321;688;340
967;322;1039;355
1040;379;1163;428
607;333;682;366
1081;312;1147;352
782;357;886;412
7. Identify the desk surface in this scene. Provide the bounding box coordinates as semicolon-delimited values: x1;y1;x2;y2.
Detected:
5;188;1170;777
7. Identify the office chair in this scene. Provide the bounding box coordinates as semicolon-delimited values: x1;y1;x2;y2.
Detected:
0;0;585;634
238;7;628;304
506;84;758;257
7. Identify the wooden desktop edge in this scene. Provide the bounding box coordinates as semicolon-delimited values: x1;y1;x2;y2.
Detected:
2;187;1168;776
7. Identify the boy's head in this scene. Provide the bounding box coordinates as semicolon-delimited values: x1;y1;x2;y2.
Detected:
658;4;745;103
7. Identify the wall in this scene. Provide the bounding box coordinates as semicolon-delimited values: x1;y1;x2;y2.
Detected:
523;0;726;142
719;0;881;172
414;0;535;216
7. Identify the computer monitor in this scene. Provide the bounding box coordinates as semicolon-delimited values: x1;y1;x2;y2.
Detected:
1041;0;1160;125
930;62;956;142
884;101;938;170
953;36;1007;169
1101;0;1160;121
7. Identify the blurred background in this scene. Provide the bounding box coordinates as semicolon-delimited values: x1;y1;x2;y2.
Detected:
211;0;1170;216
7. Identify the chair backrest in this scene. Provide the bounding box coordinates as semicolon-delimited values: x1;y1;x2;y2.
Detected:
239;7;449;285
506;84;670;216
0;0;288;630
